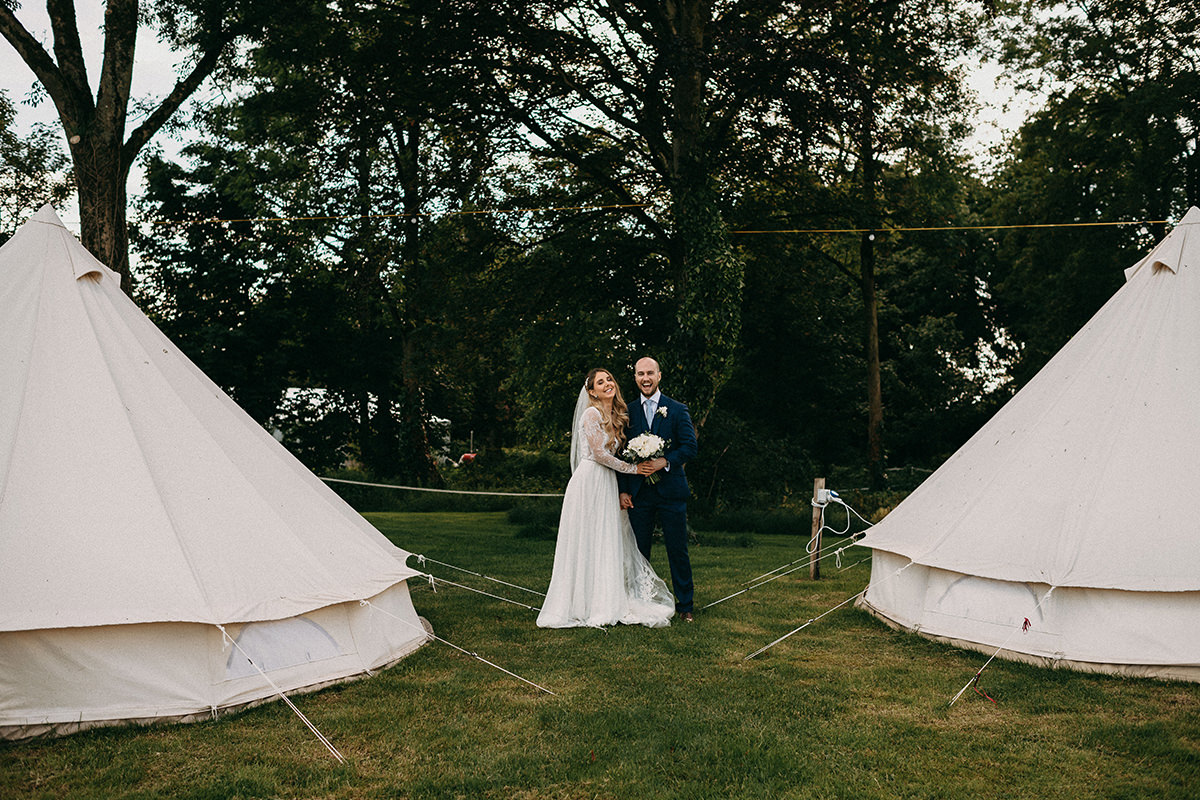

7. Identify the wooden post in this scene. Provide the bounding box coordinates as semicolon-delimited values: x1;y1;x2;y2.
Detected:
810;477;824;579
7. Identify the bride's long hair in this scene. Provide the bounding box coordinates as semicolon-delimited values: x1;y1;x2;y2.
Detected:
586;367;630;449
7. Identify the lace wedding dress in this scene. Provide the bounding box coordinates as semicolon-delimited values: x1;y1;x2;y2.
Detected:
536;404;675;628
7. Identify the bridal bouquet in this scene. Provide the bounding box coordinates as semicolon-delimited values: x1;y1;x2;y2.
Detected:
622;433;671;484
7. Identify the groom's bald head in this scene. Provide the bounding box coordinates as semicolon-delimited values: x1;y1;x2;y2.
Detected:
634;357;661;397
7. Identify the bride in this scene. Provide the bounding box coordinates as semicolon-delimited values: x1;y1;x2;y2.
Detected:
536;367;676;628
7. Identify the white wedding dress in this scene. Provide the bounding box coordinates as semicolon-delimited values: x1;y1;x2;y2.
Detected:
536;405;675;628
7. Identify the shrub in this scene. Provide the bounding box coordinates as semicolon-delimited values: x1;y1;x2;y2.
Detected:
514;523;558;540
507;500;563;527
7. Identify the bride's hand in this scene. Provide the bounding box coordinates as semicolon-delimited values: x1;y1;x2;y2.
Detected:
637;461;656;475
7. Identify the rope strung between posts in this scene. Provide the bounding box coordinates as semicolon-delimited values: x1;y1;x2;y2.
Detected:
107;203;1188;236
134;202;651;227
216;625;346;763
321;476;564;497
414;553;546;597
732;218;1185;235
360;600;556;695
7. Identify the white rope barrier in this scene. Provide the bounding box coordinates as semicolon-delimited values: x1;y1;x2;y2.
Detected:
321;476;564;497
360;600;556;696
216;625;346;763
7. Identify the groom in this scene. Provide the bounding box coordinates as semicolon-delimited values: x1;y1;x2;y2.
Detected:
618;357;698;621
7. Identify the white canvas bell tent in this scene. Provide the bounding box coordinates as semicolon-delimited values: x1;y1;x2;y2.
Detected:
857;207;1200;682
0;206;429;740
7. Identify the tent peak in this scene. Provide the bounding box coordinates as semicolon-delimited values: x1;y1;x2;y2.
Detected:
1124;209;1200;280
30;205;66;227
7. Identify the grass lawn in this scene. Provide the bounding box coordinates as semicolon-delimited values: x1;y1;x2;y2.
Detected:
3;511;1199;799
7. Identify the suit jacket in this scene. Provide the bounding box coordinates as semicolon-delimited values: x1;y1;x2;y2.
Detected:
618;393;698;503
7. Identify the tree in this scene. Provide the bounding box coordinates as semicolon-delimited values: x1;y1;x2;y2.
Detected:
133;1;514;482
449;1;838;425
0;90;72;238
0;0;258;292
989;0;1200;381
769;0;985;485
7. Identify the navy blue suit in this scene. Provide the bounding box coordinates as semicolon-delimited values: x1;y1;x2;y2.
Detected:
618;393;698;614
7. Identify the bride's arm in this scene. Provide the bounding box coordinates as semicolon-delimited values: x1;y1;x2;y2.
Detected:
582;408;637;473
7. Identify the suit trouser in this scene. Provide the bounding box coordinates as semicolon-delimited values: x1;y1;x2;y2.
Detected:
628;485;693;614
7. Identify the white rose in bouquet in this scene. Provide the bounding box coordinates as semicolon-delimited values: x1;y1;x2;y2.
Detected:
621;432;670;484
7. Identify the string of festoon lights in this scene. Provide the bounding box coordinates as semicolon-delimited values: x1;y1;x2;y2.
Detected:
65;201;1175;234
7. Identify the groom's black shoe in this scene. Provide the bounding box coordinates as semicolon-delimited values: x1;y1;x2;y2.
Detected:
680;612;694;623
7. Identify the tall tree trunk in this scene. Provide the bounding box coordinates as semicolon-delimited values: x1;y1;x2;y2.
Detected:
397;116;443;486
663;0;743;426
859;92;885;488
74;143;133;292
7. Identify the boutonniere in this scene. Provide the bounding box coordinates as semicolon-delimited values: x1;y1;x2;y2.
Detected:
656;406;668;418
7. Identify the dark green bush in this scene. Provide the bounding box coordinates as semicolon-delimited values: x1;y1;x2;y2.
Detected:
507;500;563;527
514;523;558;540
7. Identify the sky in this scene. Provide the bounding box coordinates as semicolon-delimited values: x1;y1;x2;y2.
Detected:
1;7;1034;227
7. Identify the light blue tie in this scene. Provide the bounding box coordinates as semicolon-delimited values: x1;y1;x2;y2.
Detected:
644;398;655;427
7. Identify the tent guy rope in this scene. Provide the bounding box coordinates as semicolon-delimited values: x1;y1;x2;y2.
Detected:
217;625;346;763
741;559;915;660
416;572;542;612
947;586;1057;707
415;554;546;597
360;601;556;696
704;493;874;611
701;538;869;611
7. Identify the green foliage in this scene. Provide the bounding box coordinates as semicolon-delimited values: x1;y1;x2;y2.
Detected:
103;0;1200;506
990;0;1200;383
668;178;745;425
692;508;814;537
0;92;72;240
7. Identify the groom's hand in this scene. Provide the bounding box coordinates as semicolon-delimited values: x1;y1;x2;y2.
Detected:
620;492;634;509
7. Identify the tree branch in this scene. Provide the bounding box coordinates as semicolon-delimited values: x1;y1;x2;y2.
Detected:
46;0;90;109
485;71;667;240
0;4;83;126
123;37;231;166
808;244;856;283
